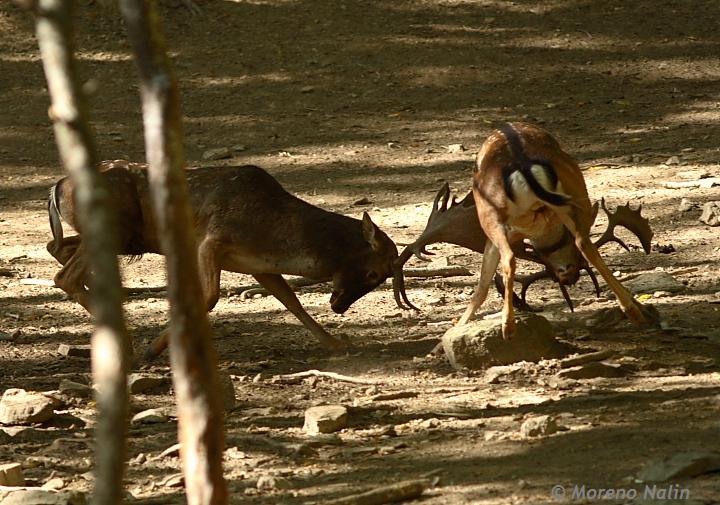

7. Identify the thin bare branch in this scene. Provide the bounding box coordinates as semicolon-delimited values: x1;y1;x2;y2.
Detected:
118;1;227;503
29;0;131;504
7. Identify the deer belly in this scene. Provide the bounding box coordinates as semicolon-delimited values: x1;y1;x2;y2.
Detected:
507;206;558;241
220;251;319;276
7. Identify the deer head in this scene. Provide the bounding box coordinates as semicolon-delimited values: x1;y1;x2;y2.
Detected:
330;212;415;313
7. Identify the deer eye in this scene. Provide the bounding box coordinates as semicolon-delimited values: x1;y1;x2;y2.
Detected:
366;270;380;282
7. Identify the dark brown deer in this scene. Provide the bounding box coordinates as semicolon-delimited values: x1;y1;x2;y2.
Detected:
47;160;414;357
397;182;653;311
450;123;659;337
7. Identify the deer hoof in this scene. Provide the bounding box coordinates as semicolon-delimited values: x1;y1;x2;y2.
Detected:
502;322;516;340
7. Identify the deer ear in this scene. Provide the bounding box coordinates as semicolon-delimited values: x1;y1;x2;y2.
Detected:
362;212;382;251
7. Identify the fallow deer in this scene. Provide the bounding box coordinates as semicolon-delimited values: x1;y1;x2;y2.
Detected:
396;182;653;312
47;160;414;358
455;123;659;337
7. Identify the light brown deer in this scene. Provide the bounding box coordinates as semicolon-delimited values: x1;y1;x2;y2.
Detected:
47;160;414;358
396;182;653;312
455;123;659;337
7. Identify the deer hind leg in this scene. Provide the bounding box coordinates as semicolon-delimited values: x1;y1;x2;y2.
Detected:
458;240;500;324
252;273;348;351
556;212;658;326
145;237;223;360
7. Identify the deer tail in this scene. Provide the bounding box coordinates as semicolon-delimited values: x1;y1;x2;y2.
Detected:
48;182;65;255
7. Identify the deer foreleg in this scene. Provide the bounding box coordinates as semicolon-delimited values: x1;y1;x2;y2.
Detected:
145;238;222;360
557;213;659;326
252;273;348;351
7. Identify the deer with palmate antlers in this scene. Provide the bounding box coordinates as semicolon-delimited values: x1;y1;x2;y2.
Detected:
47;160;414;358
396;183;654;312
455;122;660;338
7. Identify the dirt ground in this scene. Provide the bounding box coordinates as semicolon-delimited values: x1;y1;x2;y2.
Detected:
1;0;720;503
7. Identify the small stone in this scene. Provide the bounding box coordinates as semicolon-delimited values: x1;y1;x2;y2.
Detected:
58;380;92;398
664;155;680;165
57;344;91;358
485;363;526;384
131;408;169;425
557;361;628;380
625;272;685;294
303;405;348;435
0;388;56;425
0;463;25;486
699;201;720;226
202;147;233;161
300;85;315;93
353;197;372;206
232;144;247;152
678;198;698;212
446;143;466;153
42;477;65;490
638;451;720;482
217;370;236;411
520;415;558;437
127;374;168;394
559;350;615;369
256;474;292;490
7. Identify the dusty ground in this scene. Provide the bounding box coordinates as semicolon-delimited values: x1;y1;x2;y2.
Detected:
1;0;720;503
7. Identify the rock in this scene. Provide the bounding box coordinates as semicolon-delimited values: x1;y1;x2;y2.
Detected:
0;489;86;505
676;169;709;180
441;314;570;370
625;272;685;294
131;408;169;425
520;415;558;438
0;463;24;486
218;370;236;411
353;197;372;206
446;143;466;153
699;201;720;226
678;198;698;212
201;147;233;161
232;144;247;153
557;361;628;380
42;477;65;490
58;380;92;398
127;374;168;394
57;344;91;358
256;474;292;490
303;405;348;435
0;389;56;425
637;451;720;482
484;363;527;384
664;155;680;165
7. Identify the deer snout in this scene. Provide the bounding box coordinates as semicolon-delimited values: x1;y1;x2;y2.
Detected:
555;265;580;285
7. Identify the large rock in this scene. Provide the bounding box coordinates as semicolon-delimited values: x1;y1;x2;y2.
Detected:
303;406;348;435
699;201;720;226
637;451;720;482
0;489;85;505
0;463;24;486
0;389;56;425
441;314;570;370
625;272;685;294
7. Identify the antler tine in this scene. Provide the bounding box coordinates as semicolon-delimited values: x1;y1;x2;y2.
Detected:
581;265;602;297
434;181;451;212
593;197;654;253
558;283;575;312
492;273;538;312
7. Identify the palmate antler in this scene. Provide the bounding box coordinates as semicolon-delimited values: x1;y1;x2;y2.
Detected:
517;199;653;310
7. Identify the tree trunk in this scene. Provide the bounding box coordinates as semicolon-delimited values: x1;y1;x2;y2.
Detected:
29;1;131;504
118;1;228;504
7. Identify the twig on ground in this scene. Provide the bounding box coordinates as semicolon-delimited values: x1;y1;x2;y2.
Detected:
274;369;379;385
661;178;720;189
323;479;431;505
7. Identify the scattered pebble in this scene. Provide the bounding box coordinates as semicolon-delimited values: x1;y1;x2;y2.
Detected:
128;373;168;394
0;388;56;425
131;408;169;425
520;415;559;438
303;405;349;435
57;344;92;358
557;361;628;380
699;201;720;226
446;143;466;153
202;147;233;160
